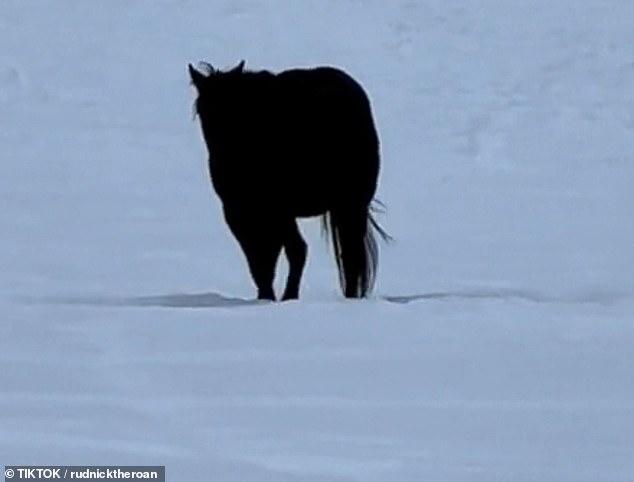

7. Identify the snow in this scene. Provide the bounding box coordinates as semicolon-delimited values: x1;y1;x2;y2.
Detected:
1;0;634;480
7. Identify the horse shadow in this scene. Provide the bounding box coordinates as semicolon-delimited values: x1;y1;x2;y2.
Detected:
15;287;626;309
15;291;267;309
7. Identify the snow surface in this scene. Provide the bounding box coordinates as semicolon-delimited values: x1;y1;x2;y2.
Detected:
2;0;634;480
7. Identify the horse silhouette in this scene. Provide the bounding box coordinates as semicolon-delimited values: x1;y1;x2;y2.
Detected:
188;60;390;301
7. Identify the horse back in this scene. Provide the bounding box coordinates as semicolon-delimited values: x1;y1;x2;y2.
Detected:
270;67;378;152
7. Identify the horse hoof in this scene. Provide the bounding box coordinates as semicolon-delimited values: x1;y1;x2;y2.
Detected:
257;292;276;302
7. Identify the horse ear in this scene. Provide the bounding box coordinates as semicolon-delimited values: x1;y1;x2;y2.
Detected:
188;63;206;90
231;60;246;74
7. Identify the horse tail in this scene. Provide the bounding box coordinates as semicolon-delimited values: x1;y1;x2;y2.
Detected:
322;200;392;298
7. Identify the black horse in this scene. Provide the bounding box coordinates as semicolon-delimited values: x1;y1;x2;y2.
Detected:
188;60;390;301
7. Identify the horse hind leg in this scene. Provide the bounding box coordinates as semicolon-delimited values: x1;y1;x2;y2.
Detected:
281;219;307;301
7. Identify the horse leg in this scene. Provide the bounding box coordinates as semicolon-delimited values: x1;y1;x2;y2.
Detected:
281;219;307;301
246;241;282;301
224;208;283;301
240;238;283;301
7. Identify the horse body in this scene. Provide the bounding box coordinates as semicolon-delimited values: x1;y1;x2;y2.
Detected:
189;60;389;301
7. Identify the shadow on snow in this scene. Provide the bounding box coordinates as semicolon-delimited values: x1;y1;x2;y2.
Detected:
14;292;266;309
11;287;631;309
